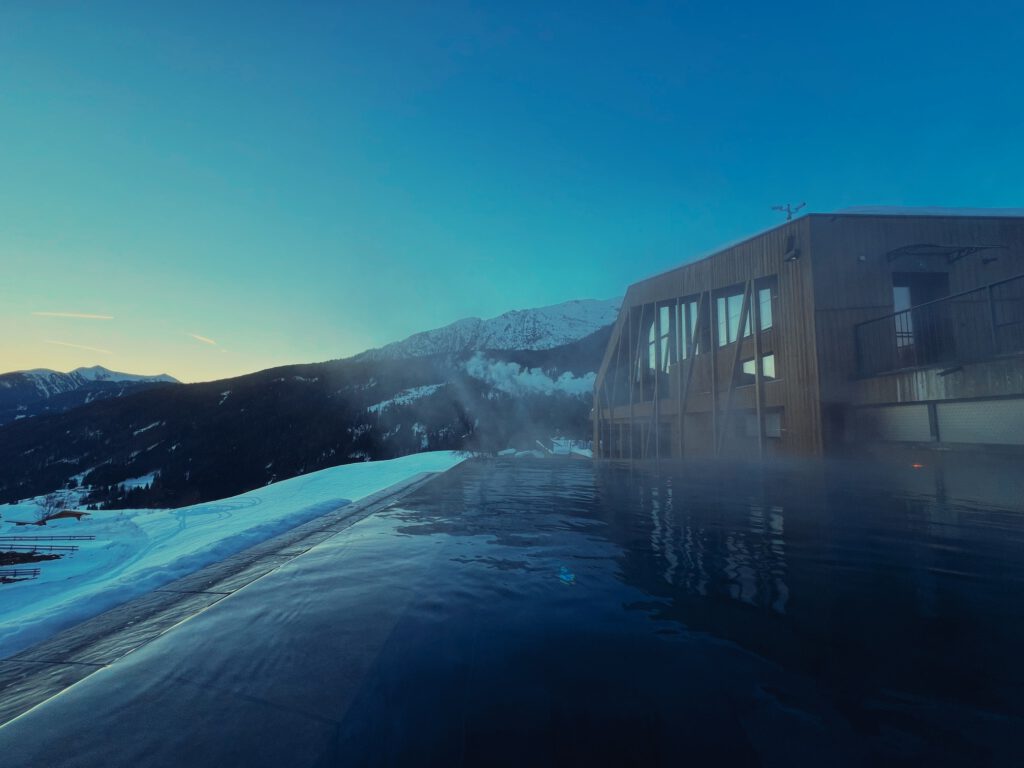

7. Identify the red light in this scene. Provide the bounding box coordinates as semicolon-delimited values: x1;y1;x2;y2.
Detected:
911;463;924;469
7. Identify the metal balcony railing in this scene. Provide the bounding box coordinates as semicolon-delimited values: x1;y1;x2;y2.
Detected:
855;274;1024;377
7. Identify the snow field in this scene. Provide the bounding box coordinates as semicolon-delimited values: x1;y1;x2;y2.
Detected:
0;451;466;658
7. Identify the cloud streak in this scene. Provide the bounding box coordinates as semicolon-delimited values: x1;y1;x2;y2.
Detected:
44;340;113;355
189;333;217;346
33;311;114;320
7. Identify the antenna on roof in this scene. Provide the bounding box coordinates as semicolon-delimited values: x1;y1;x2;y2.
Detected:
772;202;806;221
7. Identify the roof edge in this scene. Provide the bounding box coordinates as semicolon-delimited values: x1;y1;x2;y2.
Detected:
624;208;1024;294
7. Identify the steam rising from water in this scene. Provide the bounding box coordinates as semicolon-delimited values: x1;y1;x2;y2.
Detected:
464;353;595;397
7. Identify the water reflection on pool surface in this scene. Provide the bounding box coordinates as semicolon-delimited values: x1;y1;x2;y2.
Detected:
2;456;1023;767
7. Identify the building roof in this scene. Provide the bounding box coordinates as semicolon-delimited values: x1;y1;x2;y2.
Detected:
836;206;1024;218
627;207;1024;290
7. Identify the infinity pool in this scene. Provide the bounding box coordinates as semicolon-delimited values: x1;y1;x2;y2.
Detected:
2;456;1023;766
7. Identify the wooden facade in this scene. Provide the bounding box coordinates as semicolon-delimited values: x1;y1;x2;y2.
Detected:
593;212;1024;458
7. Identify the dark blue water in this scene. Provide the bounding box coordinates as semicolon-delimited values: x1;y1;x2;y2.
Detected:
2;456;1023;766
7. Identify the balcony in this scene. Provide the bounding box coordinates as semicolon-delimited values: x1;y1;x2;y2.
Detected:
855;274;1024;377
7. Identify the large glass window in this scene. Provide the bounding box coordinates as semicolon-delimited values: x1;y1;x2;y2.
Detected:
892;285;914;348
634;306;657;400
647;316;657;371
754;275;777;332
677;297;702;359
741;353;776;380
717;290;751;346
658;304;673;373
891;272;952;363
738;353;777;386
758;286;773;330
716;279;777;345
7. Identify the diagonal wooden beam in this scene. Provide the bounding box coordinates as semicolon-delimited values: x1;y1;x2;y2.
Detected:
717;281;752;457
610;315;624;410
595;294;631;390
678;291;706;457
634;304;649;459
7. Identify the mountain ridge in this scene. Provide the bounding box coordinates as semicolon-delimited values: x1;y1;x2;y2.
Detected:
0;297;619;508
0;326;613;509
353;297;620;361
8;365;178;389
0;366;180;426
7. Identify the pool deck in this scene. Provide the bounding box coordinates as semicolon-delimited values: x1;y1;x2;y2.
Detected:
0;470;443;727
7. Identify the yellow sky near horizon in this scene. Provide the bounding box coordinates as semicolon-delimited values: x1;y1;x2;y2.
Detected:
1;305;372;383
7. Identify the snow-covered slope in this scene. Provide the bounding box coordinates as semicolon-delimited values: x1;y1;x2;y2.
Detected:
0;451;466;658
0;299;616;508
355;298;621;361
0;324;613;510
73;365;177;384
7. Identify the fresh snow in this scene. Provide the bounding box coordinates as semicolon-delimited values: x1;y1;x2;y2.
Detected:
11;484;94;515
70;365;178;384
550;437;593;457
367;383;446;414
120;471;159;490
356;298;620;360
0;451;466;659
413;422;428;449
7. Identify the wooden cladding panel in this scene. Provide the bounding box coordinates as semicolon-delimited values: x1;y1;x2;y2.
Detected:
595;217;823;456
594;213;1024;459
808;215;1024;404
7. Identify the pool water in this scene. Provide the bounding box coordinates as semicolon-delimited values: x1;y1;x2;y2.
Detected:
2;456;1023;766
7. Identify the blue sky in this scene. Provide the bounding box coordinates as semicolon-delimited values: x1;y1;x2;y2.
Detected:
2;1;1022;381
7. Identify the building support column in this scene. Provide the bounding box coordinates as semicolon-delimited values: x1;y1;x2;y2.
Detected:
718;281;753;457
709;290;720;455
751;281;765;459
653;304;661;460
627;307;635;461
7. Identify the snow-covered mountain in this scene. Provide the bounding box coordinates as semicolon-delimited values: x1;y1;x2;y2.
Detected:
0;297;620;509
8;366;177;397
0;366;179;425
354;298;621;361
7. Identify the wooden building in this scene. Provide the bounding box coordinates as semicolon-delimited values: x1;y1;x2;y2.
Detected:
592;211;1024;458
